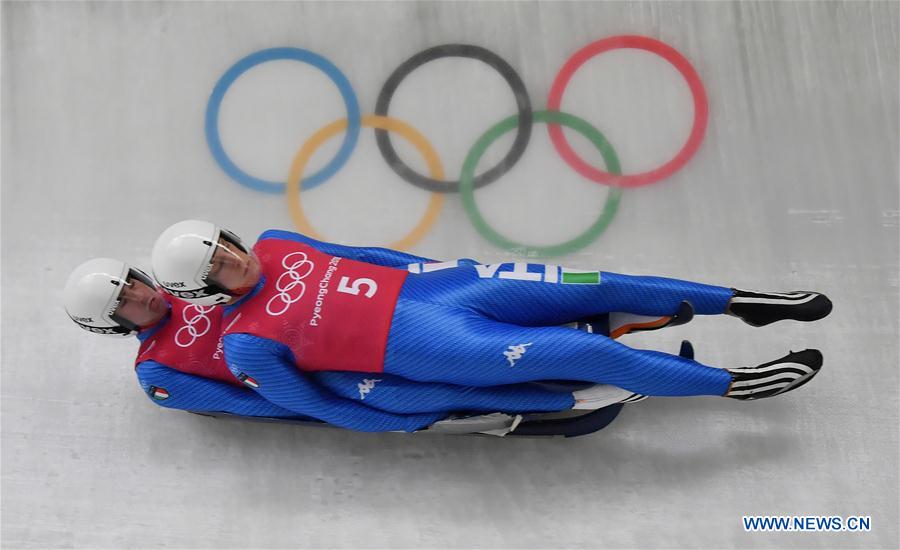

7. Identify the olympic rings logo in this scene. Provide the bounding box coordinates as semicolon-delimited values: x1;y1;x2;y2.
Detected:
205;36;708;257
174;304;216;348
265;252;315;316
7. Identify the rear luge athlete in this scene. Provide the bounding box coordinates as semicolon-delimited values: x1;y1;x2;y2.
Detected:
151;221;831;404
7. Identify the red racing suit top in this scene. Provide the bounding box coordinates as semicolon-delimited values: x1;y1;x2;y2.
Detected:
136;295;242;386
222;236;409;373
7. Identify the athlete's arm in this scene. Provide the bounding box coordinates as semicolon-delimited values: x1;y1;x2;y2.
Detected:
311;371;576;414
258;229;437;268
135;360;302;418
222;333;446;432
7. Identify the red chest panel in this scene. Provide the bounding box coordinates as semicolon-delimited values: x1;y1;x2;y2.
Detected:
223;238;408;373
136;296;241;386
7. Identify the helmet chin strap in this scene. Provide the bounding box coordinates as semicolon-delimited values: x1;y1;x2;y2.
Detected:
203;258;260;304
109;291;163;334
109;311;141;335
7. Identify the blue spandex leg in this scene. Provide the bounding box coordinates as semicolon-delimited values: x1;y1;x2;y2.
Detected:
400;261;734;326
311;371;575;414
383;298;732;397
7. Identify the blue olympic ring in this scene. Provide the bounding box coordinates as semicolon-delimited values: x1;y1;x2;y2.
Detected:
204;47;361;194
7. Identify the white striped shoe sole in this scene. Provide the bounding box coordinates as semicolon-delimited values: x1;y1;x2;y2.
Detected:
729;291;819;307
728;361;819;398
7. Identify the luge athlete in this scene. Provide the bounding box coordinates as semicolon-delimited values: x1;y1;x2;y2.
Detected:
63;258;306;419
64;259;646;432
151;221;831;411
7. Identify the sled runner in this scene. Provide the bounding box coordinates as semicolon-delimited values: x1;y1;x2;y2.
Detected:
190;403;624;438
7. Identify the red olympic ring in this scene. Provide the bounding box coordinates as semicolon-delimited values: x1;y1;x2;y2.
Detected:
547;35;708;188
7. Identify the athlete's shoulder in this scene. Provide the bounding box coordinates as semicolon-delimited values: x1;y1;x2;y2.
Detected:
223;331;290;356
134;360;179;404
258;229;319;246
135;359;172;377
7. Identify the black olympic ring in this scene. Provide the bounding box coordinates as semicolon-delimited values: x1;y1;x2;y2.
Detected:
373;44;532;194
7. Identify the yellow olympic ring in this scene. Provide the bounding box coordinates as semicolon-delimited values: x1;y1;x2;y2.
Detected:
286;115;446;251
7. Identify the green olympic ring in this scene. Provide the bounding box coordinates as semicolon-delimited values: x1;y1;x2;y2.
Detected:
459;110;622;258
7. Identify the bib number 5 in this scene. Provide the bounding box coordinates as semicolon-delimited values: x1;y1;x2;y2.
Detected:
337;276;378;298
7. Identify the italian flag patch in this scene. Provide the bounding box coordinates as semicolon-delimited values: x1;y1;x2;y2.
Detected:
149;386;169;400
238;373;259;388
561;269;601;284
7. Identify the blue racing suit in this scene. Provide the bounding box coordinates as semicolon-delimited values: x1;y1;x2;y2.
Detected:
221;230;736;419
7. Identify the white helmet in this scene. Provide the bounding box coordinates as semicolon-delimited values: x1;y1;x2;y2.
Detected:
151;219;251;306
64;258;156;337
